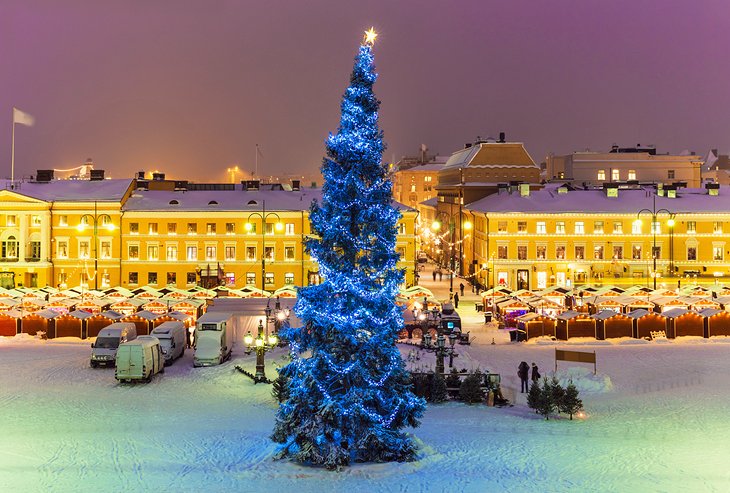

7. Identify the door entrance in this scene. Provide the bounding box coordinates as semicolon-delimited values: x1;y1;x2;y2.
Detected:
516;269;529;290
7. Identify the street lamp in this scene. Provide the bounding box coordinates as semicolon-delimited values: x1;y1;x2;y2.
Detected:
243;319;279;383
76;201;115;290
635;194;674;290
421;329;458;375
245;200;283;291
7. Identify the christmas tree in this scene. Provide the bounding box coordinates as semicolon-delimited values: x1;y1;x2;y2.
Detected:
271;29;425;469
559;380;583;420
459;370;484;404
429;371;448;403
526;381;541;413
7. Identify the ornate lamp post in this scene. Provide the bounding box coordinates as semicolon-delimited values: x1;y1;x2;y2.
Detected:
243;319;279;383
76;201;115;290
244;200;283;291
635;194;674;290
420;329;458;375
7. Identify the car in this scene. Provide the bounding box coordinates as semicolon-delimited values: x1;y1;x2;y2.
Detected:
417;252;428;263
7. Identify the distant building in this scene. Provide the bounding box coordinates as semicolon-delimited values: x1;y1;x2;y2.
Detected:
546;145;703;188
0;172;418;290
434;134;541;276
702;149;730;186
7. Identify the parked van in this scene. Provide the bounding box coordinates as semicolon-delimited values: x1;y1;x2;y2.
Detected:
115;336;165;383
194;312;234;367
90;322;137;368
151;321;186;365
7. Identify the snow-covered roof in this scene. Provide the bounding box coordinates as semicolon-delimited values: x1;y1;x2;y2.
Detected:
0;179;133;202
443;142;538;171
123;187;413;213
466;186;730;214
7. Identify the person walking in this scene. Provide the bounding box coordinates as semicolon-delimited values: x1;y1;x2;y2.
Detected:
432;269;437;282
453;292;459;309
518;361;530;393
459;282;465;297
531;363;540;384
438;269;443;281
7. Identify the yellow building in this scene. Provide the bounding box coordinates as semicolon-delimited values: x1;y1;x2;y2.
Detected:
464;183;729;290
0;176;133;289
0;175;417;290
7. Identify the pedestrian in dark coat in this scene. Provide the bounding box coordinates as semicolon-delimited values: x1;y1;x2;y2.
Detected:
459;282;465;297
531;363;540;384
518;361;530;393
453;292;459;308
438;270;443;281
432;270;437;282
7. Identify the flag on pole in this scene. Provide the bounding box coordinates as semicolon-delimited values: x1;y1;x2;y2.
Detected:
13;107;34;127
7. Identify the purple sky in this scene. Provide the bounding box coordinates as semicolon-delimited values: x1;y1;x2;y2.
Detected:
2;0;730;182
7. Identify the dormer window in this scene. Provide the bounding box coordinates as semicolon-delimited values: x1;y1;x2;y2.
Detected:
208;200;218;206
169;200;179;205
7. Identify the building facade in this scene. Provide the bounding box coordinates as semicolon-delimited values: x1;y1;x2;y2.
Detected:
0;177;418;291
463;183;730;291
546;145;703;187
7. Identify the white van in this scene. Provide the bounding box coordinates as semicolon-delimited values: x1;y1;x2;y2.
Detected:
90;322;137;368
115;336;165;383
194;312;233;367
151;321;186;365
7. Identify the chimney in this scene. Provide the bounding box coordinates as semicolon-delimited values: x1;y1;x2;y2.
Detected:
464;143;473;149
89;169;105;181
136;171;146;180
291;179;301;191
242;180;260;191
498;132;506;143
152;172;165;181
174;180;188;191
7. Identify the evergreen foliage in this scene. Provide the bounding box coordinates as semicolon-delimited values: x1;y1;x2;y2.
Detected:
271;36;425;469
535;377;557;420
271;371;289;403
559;380;583;420
430;371;448;403
459;370;484;404
549;376;565;411
526;381;541;413
445;368;461;389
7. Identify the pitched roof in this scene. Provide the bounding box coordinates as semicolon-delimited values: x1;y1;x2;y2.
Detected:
443;142;538;171
0;179;133;202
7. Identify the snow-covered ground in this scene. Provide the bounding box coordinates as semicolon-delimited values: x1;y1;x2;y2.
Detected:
2;332;729;492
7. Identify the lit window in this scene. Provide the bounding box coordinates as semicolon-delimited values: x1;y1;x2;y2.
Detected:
651;221;661;235
517;222;527;233
632;245;642;259
246;273;256;285
285;223;295;235
594;221;604;234
226;223;235;235
713;246;723;261
632;221;642;234
536;245;546;259
206;223;216;235
166;246;177;261
186;246;197;261
574;222;584;235
79;241;90;259
31;215;41;226
205;246;216;260
265;272;274;285
168;223;177;235
628;170;636;181
285;246;295;261
556;245;566;260
100;241;111;259
187;223;197;235
575;246;585;259
128;245;139;260
149;223;158;235
246;247;256;261
517;245;527;260
594;245;604;260
714;222;723;234
147;245;159;261
613;246;623;259
285;273;295;285
59;215;68;226
225;246;236;260
611;169;620;181
687;221;696;234
536;222;546;234
555;222;565;234
498;221;508;233
497;245;508;259
597;170;606;181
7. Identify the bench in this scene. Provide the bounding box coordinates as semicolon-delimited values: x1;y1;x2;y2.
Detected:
650;330;667;340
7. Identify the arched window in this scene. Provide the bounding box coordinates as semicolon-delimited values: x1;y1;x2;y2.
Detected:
247;200;258;205
208;200;218;206
2;235;18;259
169;200;179;205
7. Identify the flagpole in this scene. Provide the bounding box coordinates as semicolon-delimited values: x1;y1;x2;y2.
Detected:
10;108;16;182
255;144;259;179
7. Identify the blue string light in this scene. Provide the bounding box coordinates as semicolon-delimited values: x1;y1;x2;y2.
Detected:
271;40;425;468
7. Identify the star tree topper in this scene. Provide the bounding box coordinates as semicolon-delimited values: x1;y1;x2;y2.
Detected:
364;27;378;45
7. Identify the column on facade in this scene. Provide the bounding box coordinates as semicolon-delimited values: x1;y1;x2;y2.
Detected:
40;212;50;263
18;213;28;261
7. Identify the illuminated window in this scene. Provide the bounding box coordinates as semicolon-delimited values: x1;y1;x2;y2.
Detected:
651;221;661;235
57;241;68;259
205;246;216;260
497;245;508;259
611;169;620;181
517;245;527;260
597;170;606;180
166;245;177;261
79;241;90;259
128;245;139;260
575;246;585;259
536;245;546;259
148;272;157;285
517;222;527;233
187;223;197;234
264;246;274;260
713;246;723;261
147;245;159;261
129;272;138;284
100;241;111;259
168;223;177;235
246;247;256;261
714;222;723;234
130;222;139;234
575;222;584;234
186;246;197;261
632;221;642;234
613;222;623;234
149;223;158;235
498;221;508;233
536;222;546;234
555;222;565;234
594;245;604;260
31;215;41;226
632;245;642;259
556;245;566;260
59;215;68;226
285;223;295;235
285;246;295;261
265;272;274;285
594;221;604;234
687;221;696;234
628;170;636;180
226;223;235;235
206;223;216;235
285;272;295;285
246;273;256;285
613;246;623;259
225;246;236;260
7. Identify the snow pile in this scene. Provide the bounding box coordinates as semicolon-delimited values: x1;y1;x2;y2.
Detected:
551;366;613;393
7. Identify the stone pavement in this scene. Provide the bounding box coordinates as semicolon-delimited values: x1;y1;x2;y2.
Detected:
414;262;511;345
